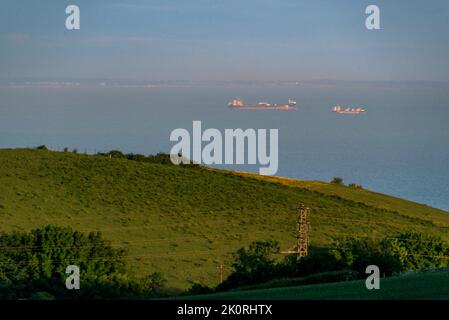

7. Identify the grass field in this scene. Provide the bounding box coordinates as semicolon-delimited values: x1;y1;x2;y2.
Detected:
1;148;449;289
183;270;449;299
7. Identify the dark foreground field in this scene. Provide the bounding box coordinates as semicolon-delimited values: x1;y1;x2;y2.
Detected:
183;269;449;299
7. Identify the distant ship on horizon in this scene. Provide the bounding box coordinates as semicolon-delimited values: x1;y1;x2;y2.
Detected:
228;98;297;110
332;105;366;114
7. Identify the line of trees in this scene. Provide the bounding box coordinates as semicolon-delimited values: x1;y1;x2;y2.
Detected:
198;232;449;293
35;145;200;167
3;225;448;298
0;225;171;299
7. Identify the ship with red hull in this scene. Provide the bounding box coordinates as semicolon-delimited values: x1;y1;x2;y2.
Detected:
228;98;297;110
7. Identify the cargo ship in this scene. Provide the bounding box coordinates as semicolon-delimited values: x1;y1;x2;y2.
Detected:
332;105;366;114
228;98;297;110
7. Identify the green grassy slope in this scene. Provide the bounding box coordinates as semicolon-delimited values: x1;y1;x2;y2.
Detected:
1;148;448;289
183;270;449;299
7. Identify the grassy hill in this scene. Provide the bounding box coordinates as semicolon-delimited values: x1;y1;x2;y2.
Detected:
1;148;448;289
182;269;449;299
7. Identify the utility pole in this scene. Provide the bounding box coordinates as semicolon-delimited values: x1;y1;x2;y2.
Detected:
281;204;310;257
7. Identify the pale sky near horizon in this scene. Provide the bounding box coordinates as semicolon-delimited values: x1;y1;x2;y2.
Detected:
1;0;449;81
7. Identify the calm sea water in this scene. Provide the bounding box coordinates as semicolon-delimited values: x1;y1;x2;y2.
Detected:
1;82;448;211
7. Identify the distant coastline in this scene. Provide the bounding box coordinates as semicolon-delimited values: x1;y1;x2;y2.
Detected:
1;79;448;89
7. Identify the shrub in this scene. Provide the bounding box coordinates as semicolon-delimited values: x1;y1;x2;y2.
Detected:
217;240;280;291
333;237;402;276
331;177;344;185
295;247;348;276
141;272;167;294
383;232;449;271
331;232;449;275
105;150;126;159
185;283;215;295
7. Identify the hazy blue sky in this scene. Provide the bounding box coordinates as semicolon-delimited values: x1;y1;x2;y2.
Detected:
1;0;449;81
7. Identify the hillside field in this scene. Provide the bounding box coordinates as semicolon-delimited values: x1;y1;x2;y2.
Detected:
1;148;448;289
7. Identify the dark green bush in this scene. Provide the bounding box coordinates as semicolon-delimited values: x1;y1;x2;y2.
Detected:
383;232;449;271
295;247;348;276
333;237;402;276
331;177;344;185
185;283;215;295
217;240;280;291
332;232;449;275
0;225;167;299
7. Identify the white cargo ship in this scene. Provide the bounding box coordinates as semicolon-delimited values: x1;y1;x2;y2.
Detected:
228;98;297;110
332;105;366;114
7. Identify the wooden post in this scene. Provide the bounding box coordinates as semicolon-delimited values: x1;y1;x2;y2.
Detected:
219;264;224;284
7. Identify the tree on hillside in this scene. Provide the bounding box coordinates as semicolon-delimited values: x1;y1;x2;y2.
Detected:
334;237;402;276
217;240;280;290
0;225;166;299
333;232;449;275
331;177;344;185
382;232;449;271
